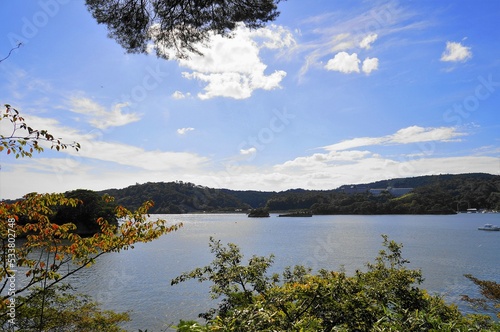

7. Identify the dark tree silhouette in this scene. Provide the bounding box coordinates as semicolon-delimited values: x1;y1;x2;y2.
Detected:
85;0;283;59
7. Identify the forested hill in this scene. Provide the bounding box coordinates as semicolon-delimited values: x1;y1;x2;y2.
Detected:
99;173;500;214
268;173;500;214
100;181;252;214
343;173;498;190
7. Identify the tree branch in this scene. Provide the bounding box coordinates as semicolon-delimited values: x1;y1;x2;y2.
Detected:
0;43;22;63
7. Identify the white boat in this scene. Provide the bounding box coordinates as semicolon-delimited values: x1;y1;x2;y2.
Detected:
478;224;500;231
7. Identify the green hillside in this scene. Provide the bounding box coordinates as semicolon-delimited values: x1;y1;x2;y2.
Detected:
101;181;250;213
268;173;500;214
97;173;500;214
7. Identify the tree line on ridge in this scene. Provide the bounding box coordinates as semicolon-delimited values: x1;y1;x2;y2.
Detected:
93;173;500;215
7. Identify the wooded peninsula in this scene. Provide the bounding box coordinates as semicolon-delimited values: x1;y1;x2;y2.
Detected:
94;173;500;215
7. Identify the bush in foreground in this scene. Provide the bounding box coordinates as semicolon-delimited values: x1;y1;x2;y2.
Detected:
172;235;499;331
3;285;129;332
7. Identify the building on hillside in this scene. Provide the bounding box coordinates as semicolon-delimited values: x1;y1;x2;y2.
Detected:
340;185;413;197
369;188;386;196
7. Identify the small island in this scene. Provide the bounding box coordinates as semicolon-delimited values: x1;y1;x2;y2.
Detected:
248;208;270;217
278;210;313;217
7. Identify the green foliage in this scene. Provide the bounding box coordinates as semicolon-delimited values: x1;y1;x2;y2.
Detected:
98;174;500;215
1;285;129;332
172;236;500;331
462;274;500;319
174;320;208;332
171;237;278;321
51;189;118;235
294;173;500;214
266;189;328;211
0;105;80;158
247;207;270;217
220;189;276;209
0;106;181;332
0;193;181;329
102;181;250;214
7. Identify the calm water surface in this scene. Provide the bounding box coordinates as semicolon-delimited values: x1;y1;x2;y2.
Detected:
69;213;499;331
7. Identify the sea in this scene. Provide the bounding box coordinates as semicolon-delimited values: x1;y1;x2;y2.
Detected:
63;213;499;331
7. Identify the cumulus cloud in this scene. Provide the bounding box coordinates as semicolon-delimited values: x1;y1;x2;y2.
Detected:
266;153;499;192
162;24;294;100
172;91;189;99
440;41;472;62
251;24;296;50
67;97;141;129
325;52;360;73
258;126;486;192
359;33;378;49
325;52;379;75
0;118;493;198
5;152;498;199
297;2;425;79
275;150;373;172
362;57;379;74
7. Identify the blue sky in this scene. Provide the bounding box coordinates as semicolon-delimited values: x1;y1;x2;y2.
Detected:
1;0;499;199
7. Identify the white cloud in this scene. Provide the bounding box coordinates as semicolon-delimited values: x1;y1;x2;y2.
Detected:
68;97;141;129
359;33;378;49
275;150;373;172
362;57;379;74
251;24;297;50
440;41;472;62
323;126;467;151
329;33;357;52
261;126;488;191
0;111;212;198
240;147;257;155
389;126;464;143
172;91;189;99
7;112;207;173
2;114;82;151
0;156;210;199
182;70;286;100
325;52;378;75
66;136;209;172
160;24;293;100
0;120;494;199
265;154;499;192
2;67;53;100
4;152;497;199
325;52;360;73
177;127;194;135
323;137;384;151
297;2;426;79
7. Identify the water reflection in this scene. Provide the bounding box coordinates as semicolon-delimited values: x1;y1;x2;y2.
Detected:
60;213;499;331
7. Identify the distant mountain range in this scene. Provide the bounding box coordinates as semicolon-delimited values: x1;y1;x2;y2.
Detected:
99;173;500;214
